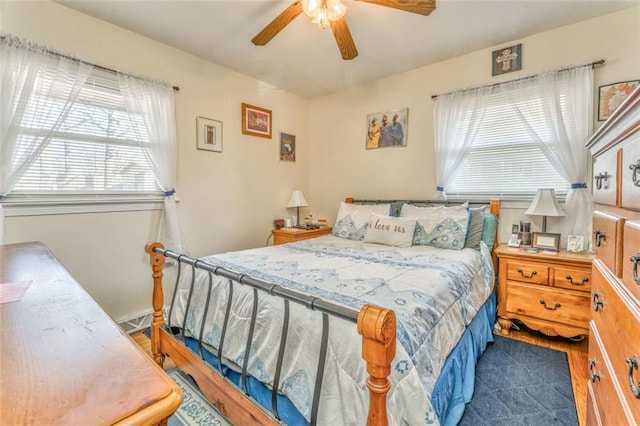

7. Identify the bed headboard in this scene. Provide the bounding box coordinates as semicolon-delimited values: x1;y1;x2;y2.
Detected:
345;197;500;217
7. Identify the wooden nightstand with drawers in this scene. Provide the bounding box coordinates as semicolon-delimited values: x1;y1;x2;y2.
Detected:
495;244;595;339
272;227;332;245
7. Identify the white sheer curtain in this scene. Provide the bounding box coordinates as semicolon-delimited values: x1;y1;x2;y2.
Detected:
0;36;92;242
503;66;594;241
434;86;492;199
118;74;184;253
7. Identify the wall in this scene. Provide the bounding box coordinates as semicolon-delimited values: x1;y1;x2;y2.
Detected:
307;6;640;245
0;0;309;322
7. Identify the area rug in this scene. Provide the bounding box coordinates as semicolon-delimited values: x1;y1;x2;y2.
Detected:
459;335;578;426
167;368;231;426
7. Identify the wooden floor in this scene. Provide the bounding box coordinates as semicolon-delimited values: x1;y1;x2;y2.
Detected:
131;326;588;426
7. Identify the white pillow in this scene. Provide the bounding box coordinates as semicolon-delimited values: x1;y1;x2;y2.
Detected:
332;202;391;241
363;213;417;248
401;203;470;249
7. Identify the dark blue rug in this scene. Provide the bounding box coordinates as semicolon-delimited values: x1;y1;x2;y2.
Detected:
459;335;578;426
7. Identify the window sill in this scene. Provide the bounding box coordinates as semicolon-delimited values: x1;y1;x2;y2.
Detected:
3;194;166;217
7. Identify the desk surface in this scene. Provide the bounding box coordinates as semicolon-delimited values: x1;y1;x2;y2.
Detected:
0;242;181;425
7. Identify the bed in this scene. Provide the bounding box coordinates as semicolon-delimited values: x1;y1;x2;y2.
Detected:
145;198;500;425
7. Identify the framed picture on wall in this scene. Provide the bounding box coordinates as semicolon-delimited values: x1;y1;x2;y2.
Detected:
196;116;222;152
598;80;639;121
242;103;272;138
365;107;408;149
279;132;295;162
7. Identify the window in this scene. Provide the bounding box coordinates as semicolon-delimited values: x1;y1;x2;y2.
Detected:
445;84;571;200
5;67;163;214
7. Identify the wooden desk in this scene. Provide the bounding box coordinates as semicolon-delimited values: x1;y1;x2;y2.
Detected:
0;242;181;425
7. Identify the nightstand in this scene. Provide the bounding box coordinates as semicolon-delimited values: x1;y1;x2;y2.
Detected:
272;227;332;245
495;244;595;339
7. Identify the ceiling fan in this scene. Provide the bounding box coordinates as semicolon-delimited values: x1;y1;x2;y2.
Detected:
251;0;436;60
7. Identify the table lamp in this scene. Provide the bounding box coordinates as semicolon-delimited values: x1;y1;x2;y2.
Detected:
525;188;565;232
286;190;309;228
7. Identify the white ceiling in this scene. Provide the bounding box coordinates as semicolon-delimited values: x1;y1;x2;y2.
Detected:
55;0;638;98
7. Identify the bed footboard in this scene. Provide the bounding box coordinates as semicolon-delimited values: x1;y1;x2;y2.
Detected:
145;242;396;426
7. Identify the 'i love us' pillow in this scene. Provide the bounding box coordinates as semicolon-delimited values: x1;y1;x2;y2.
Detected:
363;213;417;248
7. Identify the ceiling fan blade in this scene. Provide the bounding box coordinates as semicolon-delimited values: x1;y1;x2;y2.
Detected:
357;0;436;16
330;17;358;60
252;1;304;46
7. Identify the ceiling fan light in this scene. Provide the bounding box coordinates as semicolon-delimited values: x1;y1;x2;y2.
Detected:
301;0;321;18
311;6;330;29
326;0;346;20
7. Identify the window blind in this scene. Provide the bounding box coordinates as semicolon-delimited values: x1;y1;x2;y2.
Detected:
11;67;161;196
445;83;571;200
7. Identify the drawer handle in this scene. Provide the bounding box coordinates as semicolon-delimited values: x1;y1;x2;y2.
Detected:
630;160;640;187
539;300;561;310
593;230;606;247
565;275;589;286
517;268;537;279
631;253;640;285
625;355;640;399
589;358;601;383
594;172;608;190
592;291;604;312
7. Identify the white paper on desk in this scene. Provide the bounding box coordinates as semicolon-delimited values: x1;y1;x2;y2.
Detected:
0;280;32;304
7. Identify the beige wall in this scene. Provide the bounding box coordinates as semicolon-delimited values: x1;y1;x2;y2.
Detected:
2;2;639;322
1;0;309;322
307;6;640;244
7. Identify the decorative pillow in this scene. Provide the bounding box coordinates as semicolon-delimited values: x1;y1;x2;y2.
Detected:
464;205;488;250
332;202;391;241
390;201;408;217
363;213;417;248
481;213;499;252
401;204;470;249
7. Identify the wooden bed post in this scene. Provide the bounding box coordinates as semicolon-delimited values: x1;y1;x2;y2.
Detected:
357;304;396;426
145;242;166;368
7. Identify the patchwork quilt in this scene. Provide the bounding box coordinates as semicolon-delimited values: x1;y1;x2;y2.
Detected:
169;235;494;425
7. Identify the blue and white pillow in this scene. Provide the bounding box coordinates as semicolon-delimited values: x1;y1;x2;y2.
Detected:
332;202;391;241
400;204;470;249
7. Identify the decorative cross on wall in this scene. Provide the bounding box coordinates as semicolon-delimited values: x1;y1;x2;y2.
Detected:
492;44;522;76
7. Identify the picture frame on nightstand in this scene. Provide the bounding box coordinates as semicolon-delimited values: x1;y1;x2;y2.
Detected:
566;234;584;253
532;232;560;251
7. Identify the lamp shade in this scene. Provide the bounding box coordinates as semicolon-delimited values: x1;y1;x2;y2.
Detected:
525;189;565;217
286;190;309;208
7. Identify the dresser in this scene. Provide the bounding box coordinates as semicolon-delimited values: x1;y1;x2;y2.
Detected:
272;227;332;245
0;242;182;425
495;244;594;338
585;87;640;425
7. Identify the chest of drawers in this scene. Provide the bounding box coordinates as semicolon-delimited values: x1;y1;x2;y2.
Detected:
586;86;640;425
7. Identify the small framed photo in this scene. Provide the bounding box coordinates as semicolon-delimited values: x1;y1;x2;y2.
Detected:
242;103;272;138
511;224;519;234
567;235;585;253
196;116;222;152
532;232;561;252
280;132;295;162
598;80;640;121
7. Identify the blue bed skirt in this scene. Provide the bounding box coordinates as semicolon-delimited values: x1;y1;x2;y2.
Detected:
182;291;496;425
